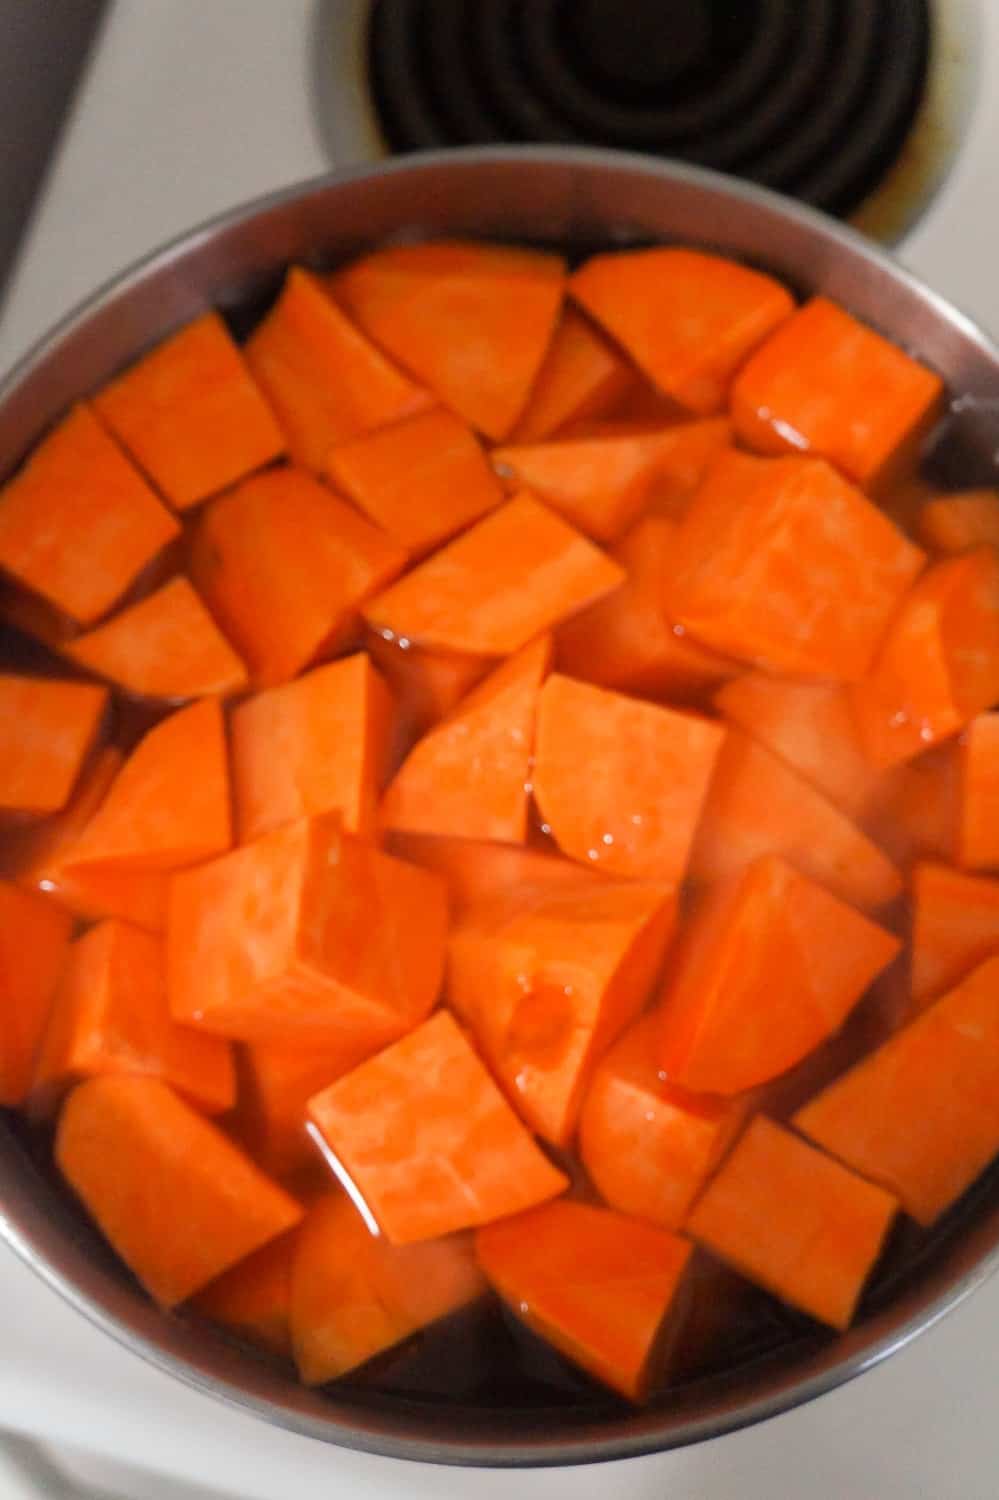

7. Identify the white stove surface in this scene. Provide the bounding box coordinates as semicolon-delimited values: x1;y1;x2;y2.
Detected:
2;3;999;1496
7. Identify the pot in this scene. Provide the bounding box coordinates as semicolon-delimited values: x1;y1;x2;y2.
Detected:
1;146;997;1468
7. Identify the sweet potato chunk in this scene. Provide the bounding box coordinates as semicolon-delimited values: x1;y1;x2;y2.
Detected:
476;1199;693;1401
93;310;285;509
795;956;999;1225
189;466;407;688
0;405;179;624
448;876;677;1144
245;267;430;471
169;814;446;1046
533;674;725;882
33;920;234;1116
56;1075;302;1306
231;654;393;843
362;493;623;658
381;635;550;844
326;406;502;557
0;881;72;1106
578;1013;747;1229
658;856;900;1095
570;248;793;416
289;1193;485;1384
0;675;107;814
667;450;925;681
331;240;566;440
67;577;248;699
687;1116;897;1328
307;1010;568;1243
731;296;944;489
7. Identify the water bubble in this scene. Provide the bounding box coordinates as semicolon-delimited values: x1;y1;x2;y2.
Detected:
397;635;411;652
890;711;909;728
671;622;687;639
563;985;574;998
523;782;534;795
601;832;614;846
38;879;57;893
586;848;600;861
540;823;552;836
631;812;644;826
494;461;516;480
518;1300;530;1315
919;724;934;742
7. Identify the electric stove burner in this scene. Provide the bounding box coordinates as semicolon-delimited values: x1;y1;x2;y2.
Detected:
367;0;932;218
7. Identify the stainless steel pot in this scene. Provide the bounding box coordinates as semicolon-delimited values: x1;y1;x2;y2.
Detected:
1;147;997;1468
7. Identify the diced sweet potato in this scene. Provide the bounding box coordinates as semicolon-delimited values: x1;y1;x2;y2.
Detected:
476;1198;693;1401
690;731;902;912
555;515;735;701
0;675;107;814
0;881;73;1106
533;674;725;882
918;488;999;555
667;450;925;680
910;861;999;1007
795;956;999;1225
570;248;793;416
363;493;624;657
169;814;446;1046
193;1231;297;1357
492;426;726;543
3;746;169;931
658;855;900;1095
687;1116;897;1328
387;832;602;920
189;466;407;689
231;654;392;844
851;547;999;769
33;920;234;1117
331;240;566;440
92;310;285;510
731;296;944;489
326;406;502;557
307;1010;568;1243
578;1013;746;1229
381;635;550;844
236;1035;388;1178
289;1193;485;1385
244;267;430;471
66;577;248;699
864;743;959;869
715;675;885;821
62;698;230;873
0;404;179;624
448;877;677;1144
56;1074;303;1306
957;714;999;870
363;629;490;752
509;306;635;441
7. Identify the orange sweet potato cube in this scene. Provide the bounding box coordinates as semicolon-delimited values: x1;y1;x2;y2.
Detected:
851;548;999;769
448;876;677;1145
33;920;234;1117
731;296;944;489
168;814;447;1046
189;465;407;688
56;1074;302;1306
957;714;999;871
0;881;73;1106
0;405;179;624
795;956;999;1226
476;1198;694;1401
910;861;999;1007
244;267;430;471
326;405;502;557
307;1010;568;1243
362;493;624;658
658;856;899;1096
289;1193;485;1385
92;311;285;510
0;675;107;814
570;248;793;416
578;1013;747;1230
668;450;925;681
687;1116;897;1329
231;654;393;844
